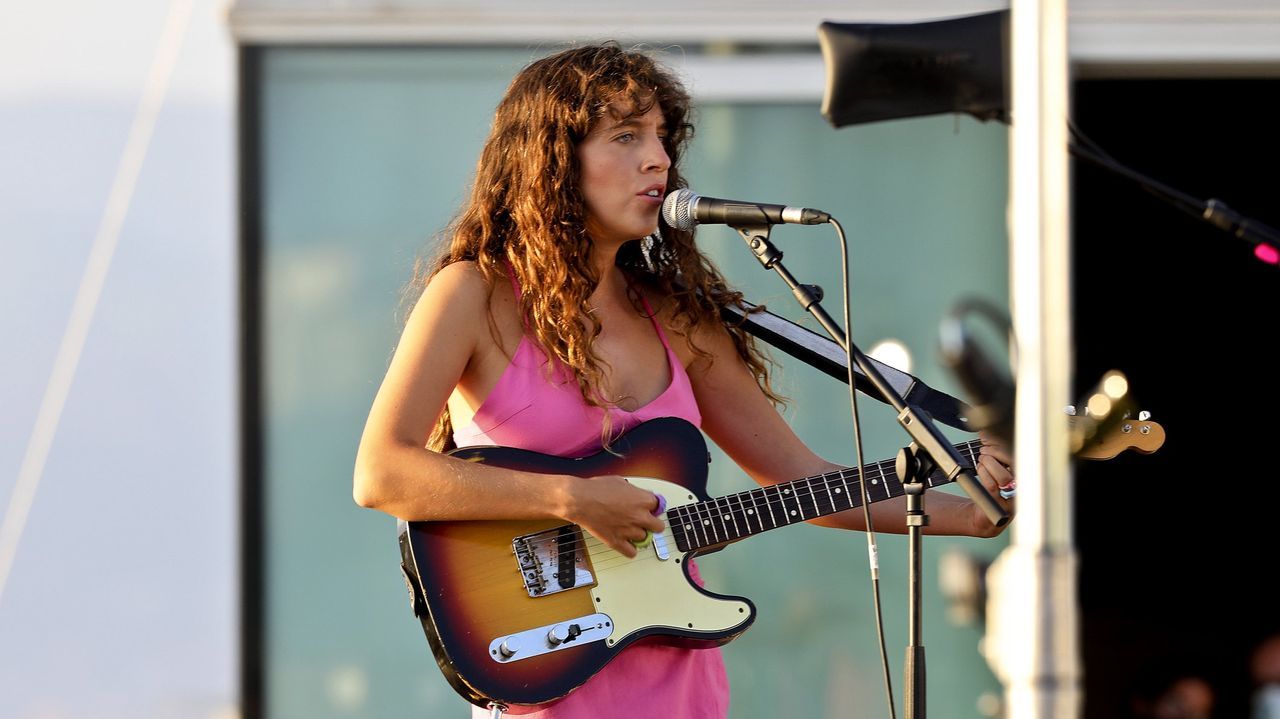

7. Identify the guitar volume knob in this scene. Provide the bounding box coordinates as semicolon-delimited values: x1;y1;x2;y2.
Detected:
547;624;570;646
546;623;582;647
498;638;519;658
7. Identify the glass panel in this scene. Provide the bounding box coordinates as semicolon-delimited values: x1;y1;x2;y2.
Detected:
260;46;1008;719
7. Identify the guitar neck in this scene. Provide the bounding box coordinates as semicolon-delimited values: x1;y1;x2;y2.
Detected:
667;439;982;553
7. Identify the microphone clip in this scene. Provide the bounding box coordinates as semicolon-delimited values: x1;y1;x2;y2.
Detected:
737;224;783;270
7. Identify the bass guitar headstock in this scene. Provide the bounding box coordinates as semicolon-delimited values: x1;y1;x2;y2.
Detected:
1071;412;1166;460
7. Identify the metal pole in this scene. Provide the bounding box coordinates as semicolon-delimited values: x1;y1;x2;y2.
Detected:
985;1;1080;718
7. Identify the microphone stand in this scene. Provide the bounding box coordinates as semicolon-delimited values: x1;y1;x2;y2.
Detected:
1068;129;1280;268
730;218;1010;719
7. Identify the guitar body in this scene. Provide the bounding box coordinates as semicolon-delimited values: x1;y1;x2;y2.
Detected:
398;417;756;709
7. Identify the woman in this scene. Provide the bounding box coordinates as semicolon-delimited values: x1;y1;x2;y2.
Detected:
354;42;1015;718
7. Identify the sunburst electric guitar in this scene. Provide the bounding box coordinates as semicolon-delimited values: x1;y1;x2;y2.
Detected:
397;415;1164;709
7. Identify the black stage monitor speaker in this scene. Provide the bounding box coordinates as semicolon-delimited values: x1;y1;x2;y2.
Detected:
818;9;1010;128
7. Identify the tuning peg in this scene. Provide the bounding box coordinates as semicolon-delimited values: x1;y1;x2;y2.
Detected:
1138;410;1151;421
1064;405;1077;416
1070;370;1135;456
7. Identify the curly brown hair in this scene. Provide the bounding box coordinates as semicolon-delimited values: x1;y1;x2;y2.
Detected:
413;42;781;451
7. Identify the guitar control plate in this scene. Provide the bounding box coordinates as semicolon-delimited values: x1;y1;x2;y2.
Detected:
513;525;596;597
488;613;613;663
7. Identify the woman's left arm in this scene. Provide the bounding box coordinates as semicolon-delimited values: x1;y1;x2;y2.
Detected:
682;319;1014;539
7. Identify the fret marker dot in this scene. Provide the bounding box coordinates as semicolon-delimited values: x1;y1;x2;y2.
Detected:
703;520;710;525
834;488;842;494
747;509;754;515
790;510;797;516
783;488;791;494
871;479;880;485
685;524;692;530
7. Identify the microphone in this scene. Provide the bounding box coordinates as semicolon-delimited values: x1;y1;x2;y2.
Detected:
662;188;831;231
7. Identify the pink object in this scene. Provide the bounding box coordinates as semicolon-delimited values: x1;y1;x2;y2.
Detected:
458;273;728;718
453;284;701;456
1255;244;1279;265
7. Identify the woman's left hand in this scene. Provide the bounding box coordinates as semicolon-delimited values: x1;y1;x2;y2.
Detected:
971;433;1016;536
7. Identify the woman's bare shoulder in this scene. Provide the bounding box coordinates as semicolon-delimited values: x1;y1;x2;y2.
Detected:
424;260;486;299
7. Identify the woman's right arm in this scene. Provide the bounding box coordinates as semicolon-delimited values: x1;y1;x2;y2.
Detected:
352;262;662;557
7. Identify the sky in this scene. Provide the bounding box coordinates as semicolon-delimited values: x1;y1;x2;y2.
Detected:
0;1;237;717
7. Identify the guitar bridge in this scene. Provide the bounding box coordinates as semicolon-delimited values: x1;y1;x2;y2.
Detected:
513;525;596;597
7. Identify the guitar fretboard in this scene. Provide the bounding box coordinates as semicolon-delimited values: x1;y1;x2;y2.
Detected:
667;440;982;553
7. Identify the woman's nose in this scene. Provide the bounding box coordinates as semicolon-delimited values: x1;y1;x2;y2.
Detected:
644;138;670;172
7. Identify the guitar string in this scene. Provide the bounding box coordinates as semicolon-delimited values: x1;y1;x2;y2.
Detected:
456;473;880;589
432;419;1152;588
494;440;983;578
511;440;981;565
445;442;983;588
468;459;906;585
516;440;980;560
443;417;1149;583
585;443;977;574
434;426;1148;589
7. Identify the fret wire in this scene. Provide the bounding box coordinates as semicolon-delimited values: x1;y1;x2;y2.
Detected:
843;468;862;510
672;506;690;551
749;487;766;532
764;485;780;527
710;496;725;541
691;503;709;548
786;484;802;522
773;484;789;525
736;489;752;532
868;460;885;500
732;488;747;534
717;496;737;540
723;495;738;539
809;476;823;517
822;474;839;513
837;466;855;510
687;506;702;551
718;494;734;541
670;438;984;552
680;504;695;549
839;472;855;510
737;491;756;534
706;499;722;544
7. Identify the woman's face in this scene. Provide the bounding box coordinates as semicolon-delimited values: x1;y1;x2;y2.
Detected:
577;102;670;247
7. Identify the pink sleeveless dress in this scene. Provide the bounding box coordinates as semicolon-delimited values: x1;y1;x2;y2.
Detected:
453;277;730;719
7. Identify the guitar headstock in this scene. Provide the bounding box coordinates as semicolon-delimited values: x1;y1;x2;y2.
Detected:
1071;413;1166;460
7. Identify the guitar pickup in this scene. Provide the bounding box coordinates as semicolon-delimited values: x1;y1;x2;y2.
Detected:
652;530;670;560
513;526;596;598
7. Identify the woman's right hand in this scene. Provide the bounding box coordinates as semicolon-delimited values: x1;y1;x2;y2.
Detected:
560;475;667;559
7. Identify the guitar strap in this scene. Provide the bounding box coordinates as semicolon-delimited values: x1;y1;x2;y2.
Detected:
721;299;974;431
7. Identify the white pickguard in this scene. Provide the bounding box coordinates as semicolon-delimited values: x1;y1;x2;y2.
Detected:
587;476;752;647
